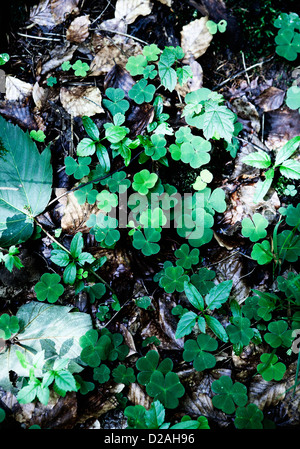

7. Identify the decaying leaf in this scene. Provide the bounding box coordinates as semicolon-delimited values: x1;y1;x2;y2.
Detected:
180;369;231;427
66;15;91;43
55;188;99;233
156;0;172;6
264;108;300;150
32;82;57;110
0;389;78;429
254;86;285;112
60;86;104;117
0;100;38;130
5;76;33;102
224;184;280;228
176;58;203;98
100;0;153;33
39;44;78;77
30;0;80;29
127;382;152;409
90;36;143;76
181;17;213;63
231;96;260;134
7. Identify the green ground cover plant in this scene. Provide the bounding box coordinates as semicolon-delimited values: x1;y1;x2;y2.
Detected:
0;6;299;430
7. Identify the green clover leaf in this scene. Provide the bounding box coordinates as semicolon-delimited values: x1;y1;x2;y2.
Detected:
251;240;273;265
100;170;131;193
277;230;300;263
264;320;293;348
96;190;118;213
183;334;218;371
159;265;190;294
286;85;300;112
132;228;161;256
144;134;167;160
146;371;185;409
234;404;264;429
112;364;136;385
61;61;71;71
142;44;161;61
257;353;286;381
72;60;90;76
34;273;64;303
0;314;19;339
241;213;268;242
102;88;130;116
126;55;147;75
175;243;200;269
93;364;110;383
74;183;98;205
65;156;91;179
275;29;300;61
136;350;173;385
128;79;155;104
46;76;57;87
211;376;248;414
226;316;254;346
87;213;120;248
132;169;158;195
30;130;46;143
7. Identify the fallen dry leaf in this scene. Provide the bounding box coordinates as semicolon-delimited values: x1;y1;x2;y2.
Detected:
127;383;152;409
156;0;172;6
100;0;153;34
39;44;77;77
66;15;91;43
5;76;33;102
231;96;260;134
30;0;80;29
90;36;143;76
264;107;300;150
176;58;203;98
254;86;285;112
181;17;213;62
55;188;99;233
0;100;38;130
60;86;104;117
114;0;153;24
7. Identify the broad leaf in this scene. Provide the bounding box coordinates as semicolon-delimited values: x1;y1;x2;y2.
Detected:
0;302;92;392
0;115;52;246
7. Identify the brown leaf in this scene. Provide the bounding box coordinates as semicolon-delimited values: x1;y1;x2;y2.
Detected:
100;0;153;32
29;0;56;28
231;96;260;134
0;100;38;130
51;0;80;24
127;383;152;409
176;57;203;98
5;76;33;102
180;17;213;62
254;86;285;112
90;36;143;76
30;0;80;29
39;43;77;77
60;86;104;117
264;107;300;150
55;188;99;234
66;15;91;43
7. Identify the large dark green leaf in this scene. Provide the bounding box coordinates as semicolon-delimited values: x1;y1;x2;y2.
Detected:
0;115;52;246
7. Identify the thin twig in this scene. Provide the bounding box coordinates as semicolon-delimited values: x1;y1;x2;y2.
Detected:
17;32;61;42
98;27;149;45
213;55;274;90
241;51;250;86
